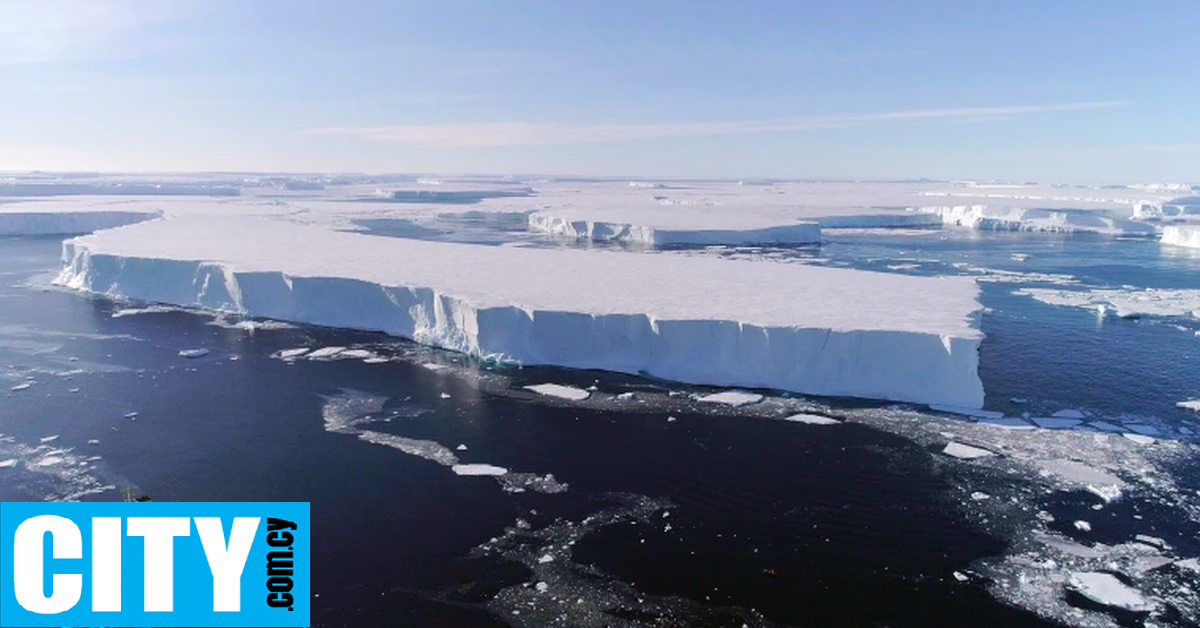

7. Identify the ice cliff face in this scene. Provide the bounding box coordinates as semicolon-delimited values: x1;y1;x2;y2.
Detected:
55;216;986;408
1161;225;1200;249
922;205;1157;235
528;211;822;246
0;210;163;236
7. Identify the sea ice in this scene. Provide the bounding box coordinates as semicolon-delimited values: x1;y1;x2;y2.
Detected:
942;442;994;459
1161;225;1200;249
39;435;59;443
783;413;841;425
1030;417;1082;429
10;383;32;391
977;417;1035;429
929;405;1004;419
697;391;763;407
1050;409;1086;419
277;348;310;359
452;464;508;476
1067;572;1154;612
0;459;17;468
1122;433;1156;445
524;384;591;401
178;348;209;358
305;346;345;359
1176;400;1200;412
1073;520;1092;531
1017;287;1200;319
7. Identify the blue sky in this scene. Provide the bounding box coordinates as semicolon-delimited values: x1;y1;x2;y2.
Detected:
1;0;1197;181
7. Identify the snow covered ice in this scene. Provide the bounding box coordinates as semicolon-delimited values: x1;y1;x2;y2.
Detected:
55;211;988;407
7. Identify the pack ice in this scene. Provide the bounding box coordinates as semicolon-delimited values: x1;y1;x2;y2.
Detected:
56;214;986;408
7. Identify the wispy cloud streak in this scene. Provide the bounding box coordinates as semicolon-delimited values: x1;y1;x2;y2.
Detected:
304;101;1129;147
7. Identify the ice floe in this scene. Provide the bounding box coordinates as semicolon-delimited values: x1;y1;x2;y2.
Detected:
942;442;994;459
1067;572;1155;612
696;391;763;407
524;384;591;401
452;463;508;476
1016;287;1200;319
783;413;841;425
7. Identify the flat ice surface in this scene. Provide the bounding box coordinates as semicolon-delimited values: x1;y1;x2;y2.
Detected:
58;214;987;407
524;384;591;401
1177;400;1200;412
696;391;764;406
942;442;994;459
452;464;509;476
1067;572;1153;611
783;413;841;425
1017;287;1200;319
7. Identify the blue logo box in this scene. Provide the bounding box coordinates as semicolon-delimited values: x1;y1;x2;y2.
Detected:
0;502;309;627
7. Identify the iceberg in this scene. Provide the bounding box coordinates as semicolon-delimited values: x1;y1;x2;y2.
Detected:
524;384;591;401
921;205;1157;236
529;209;821;246
1162;225;1200;249
0;200;163;236
1067;572;1154;612
55;214;987;408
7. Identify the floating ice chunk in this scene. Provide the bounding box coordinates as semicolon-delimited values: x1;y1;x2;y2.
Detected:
277;348;310;359
1010;253;1030;262
1040;460;1125;495
1175;558;1200;572
456;444;468;451
953;571;969;582
616;391;635;400
124;411;139;419
697;391;763;407
1017;287;1200;319
1051;409;1086;419
305;346;345;359
39;435;59;443
37;456;65;467
524;384;591;401
1123;433;1155;445
1087;484;1123;503
178;348;209;358
499;472;569;494
1177;400;1200;412
1073;520;1092;531
666;416;677;422
978;417;1034;429
10;383;32;391
784;413;841;425
452;464;508;476
930;405;1004;419
356;430;460;467
0;459;17;468
87;439;99;445
970;492;990;500
1124;424;1161;436
337;349;375;359
439;392;451;399
535;582;549;593
942;442;994;459
1067;572;1154;612
1031;417;1082;429
537;554;554;564
1087;421;1125;433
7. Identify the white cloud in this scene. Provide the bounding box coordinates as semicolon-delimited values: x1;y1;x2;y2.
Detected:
303;101;1129;147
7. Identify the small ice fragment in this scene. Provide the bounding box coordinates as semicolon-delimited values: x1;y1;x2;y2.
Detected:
784;413;841;425
1087;421;1124;433
667;416;677;422
1176;400;1200;412
69;388;79;393
1067;572;1154;612
970;492;990;501
586;385;598;391
451;464;507;476
87;439;100;445
1052;409;1086;419
178;348;209;358
697;391;763;407
39;435;59;443
456;444;468;451
1074;520;1092;531
37;456;64;467
0;459;17;468
362;357;389;364
1009;397;1027;404
942;442;994;459
537;554;554;564
305;346;345;359
1010;253;1030;262
10;383;32;391
439;392;451;399
124;412;139;419
616;392;635;400
1123;433;1155;445
277;348;310;359
953;571;969;582
524;383;590;401
1086;484;1122;503
535;582;549;593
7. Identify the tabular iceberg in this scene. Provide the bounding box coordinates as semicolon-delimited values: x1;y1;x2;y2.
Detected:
0;209;163;236
56;215;986;408
1162;225;1200;249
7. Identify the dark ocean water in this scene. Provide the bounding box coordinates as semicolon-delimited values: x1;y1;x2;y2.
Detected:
2;233;1198;627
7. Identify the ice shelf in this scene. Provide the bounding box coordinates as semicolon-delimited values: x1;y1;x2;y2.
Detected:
56;215;986;407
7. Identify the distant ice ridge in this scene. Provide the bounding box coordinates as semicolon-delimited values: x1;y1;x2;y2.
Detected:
528;211;821;246
921;205;1157;236
1161;225;1200;249
0;209;163;236
56;215;986;408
